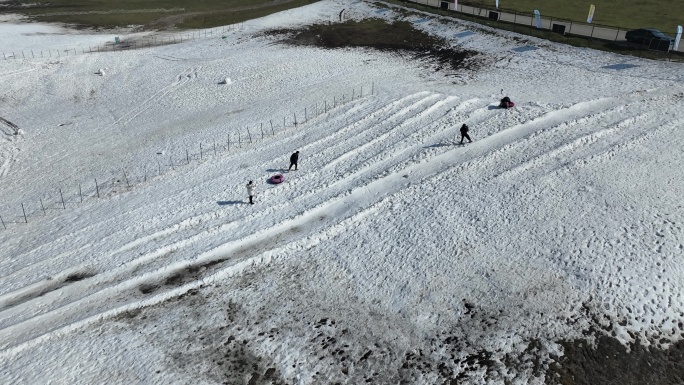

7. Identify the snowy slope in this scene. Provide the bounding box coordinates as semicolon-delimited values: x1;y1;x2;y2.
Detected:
2;0;684;384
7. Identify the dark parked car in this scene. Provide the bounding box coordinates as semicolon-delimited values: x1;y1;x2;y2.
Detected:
625;28;674;48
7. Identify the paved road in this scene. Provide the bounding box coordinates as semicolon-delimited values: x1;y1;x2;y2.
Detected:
405;0;683;53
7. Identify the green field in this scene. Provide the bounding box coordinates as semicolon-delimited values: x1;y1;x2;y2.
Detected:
0;0;680;34
0;0;321;29
462;0;681;34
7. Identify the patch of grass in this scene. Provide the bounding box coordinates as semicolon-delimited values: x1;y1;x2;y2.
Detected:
386;0;683;62
459;0;681;34
2;0;321;30
178;0;320;29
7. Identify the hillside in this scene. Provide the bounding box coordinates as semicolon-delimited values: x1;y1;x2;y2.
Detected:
2;1;684;384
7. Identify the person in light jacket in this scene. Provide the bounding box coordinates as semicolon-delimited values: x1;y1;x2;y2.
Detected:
246;180;255;204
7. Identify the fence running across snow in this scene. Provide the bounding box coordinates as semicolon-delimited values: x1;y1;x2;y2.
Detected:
0;22;246;61
0;83;377;231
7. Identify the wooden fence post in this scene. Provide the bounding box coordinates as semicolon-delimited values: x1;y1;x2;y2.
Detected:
21;203;28;223
59;189;66;209
95;178;100;197
0;214;5;229
246;127;252;143
40;199;46;216
270;119;274;135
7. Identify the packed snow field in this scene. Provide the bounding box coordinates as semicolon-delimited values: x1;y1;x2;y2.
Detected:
2;0;684;383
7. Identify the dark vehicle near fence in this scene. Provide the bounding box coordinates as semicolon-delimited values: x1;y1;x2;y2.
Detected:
625;28;674;50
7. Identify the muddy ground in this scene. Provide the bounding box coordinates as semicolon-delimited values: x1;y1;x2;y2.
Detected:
263;19;483;79
546;332;684;385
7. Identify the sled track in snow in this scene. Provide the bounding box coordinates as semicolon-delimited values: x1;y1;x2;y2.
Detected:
111;67;201;127
0;92;466;350
1;87;683;354
0;117;21;178
0;117;20;136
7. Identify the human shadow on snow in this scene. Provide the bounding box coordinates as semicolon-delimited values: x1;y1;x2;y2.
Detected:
423;143;453;148
217;200;245;206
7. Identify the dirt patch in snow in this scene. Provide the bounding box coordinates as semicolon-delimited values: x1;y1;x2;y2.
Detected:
546;332;684;385
264;19;483;76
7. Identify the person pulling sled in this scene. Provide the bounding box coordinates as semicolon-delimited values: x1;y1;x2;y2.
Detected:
288;151;299;171
499;96;515;109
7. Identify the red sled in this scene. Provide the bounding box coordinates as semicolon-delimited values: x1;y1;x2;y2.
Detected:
269;174;285;184
499;97;514;109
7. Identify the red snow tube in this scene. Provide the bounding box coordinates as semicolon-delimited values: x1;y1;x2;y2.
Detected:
509;101;515;108
270;174;285;184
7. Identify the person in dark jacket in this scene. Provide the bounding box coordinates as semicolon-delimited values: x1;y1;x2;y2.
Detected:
459;124;472;145
500;96;512;109
288;151;300;171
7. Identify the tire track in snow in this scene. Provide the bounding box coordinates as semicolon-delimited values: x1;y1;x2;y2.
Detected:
499;113;652;180
0;88;656;354
2;90;670;349
0;67;38;79
0;94;387;284
0;93;448;297
0;91;627;293
0;118;21;178
111;66;201;127
0;92;591;293
0;93;464;340
479;87;684;181
0;95;586;337
0;94;407;299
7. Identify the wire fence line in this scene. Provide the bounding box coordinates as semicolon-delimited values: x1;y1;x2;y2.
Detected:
0;82;377;231
0;22;246;61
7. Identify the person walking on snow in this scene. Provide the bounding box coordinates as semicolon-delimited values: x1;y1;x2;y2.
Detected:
459;124;472;145
288;151;300;171
246;180;255;204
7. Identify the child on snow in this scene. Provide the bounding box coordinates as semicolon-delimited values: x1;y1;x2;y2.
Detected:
246;180;255;204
